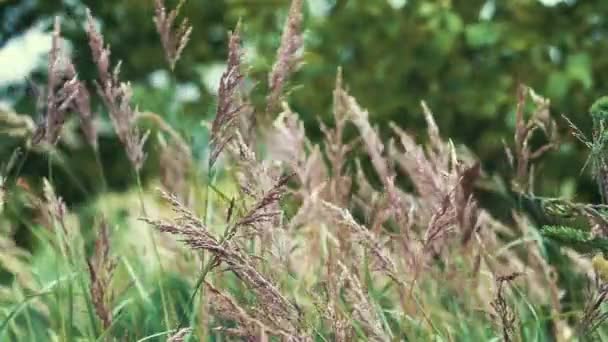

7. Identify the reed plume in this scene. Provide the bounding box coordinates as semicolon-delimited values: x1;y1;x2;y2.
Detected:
153;0;192;70
86;9;148;171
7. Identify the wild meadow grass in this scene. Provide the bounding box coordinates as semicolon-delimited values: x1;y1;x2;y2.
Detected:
2;0;608;341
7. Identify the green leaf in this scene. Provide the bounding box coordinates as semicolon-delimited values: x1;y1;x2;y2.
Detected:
546;71;570;100
465;22;501;48
566;53;593;89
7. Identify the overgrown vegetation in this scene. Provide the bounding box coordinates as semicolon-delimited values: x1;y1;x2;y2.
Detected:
2;0;608;341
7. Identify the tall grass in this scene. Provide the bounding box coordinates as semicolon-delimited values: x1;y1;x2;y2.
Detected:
1;1;608;341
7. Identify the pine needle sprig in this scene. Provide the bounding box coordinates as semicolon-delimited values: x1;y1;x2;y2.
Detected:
541;225;608;254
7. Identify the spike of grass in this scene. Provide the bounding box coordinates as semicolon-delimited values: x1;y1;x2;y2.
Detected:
542;225;608;254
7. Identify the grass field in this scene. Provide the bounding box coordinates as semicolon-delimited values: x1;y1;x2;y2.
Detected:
1;0;608;341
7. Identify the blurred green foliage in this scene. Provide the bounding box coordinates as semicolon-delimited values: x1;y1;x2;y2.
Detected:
2;0;608;203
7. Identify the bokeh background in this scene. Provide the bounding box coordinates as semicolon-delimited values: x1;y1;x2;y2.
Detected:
1;0;607;205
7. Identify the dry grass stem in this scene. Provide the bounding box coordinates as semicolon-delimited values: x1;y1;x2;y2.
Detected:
266;0;304;115
508;85;558;193
490;273;522;342
86;9;148;171
167;327;192;341
32;16;80;146
87;220;117;330
209;25;245;169
154;0;192;70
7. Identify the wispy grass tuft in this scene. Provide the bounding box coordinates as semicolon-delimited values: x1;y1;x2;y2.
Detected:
1;3;606;341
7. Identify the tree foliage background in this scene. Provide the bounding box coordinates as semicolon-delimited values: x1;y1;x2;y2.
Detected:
1;0;607;204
